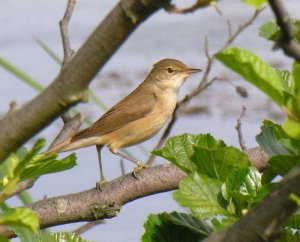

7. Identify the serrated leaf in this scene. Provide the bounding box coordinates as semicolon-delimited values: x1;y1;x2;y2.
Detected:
165;212;213;236
153;133;225;174
0;207;39;233
256;122;293;155
142;212;210;242
243;0;266;8
192;146;250;182
216;47;293;107
259;20;300;44
173;172;225;218
262;155;300;183
259;20;280;41
223;167;261;215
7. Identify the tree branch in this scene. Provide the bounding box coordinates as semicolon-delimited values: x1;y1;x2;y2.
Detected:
0;164;185;238
268;0;300;61
0;0;171;162
0;147;269;238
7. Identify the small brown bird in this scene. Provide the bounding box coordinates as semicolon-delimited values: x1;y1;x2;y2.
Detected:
47;59;201;182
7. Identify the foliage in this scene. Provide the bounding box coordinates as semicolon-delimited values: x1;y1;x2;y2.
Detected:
143;18;300;242
0;140;81;241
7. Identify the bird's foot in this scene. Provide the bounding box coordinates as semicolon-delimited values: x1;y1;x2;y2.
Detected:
96;178;108;189
133;162;149;179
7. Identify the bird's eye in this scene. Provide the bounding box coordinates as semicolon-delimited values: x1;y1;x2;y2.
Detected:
167;67;174;74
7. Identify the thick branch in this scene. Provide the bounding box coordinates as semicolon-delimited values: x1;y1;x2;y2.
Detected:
0;0;170;162
0;164;185;238
203;164;300;242
0;147;269;238
268;0;300;61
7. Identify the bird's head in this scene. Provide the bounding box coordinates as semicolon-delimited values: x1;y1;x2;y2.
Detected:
149;58;202;91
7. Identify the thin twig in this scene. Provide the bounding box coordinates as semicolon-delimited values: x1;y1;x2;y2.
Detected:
6;1;79;198
146;7;264;166
120;159;125;176
73;220;105;236
59;0;76;68
236;106;247;151
268;0;300;61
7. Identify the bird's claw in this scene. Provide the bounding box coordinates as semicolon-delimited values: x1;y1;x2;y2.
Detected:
96;178;107;190
133;162;149;179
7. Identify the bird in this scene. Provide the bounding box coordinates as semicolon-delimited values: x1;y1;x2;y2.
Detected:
47;58;202;183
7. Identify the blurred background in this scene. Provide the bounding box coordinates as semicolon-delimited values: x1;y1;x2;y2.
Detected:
1;0;299;241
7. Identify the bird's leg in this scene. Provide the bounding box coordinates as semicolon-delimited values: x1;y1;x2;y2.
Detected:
113;151;149;178
96;145;107;185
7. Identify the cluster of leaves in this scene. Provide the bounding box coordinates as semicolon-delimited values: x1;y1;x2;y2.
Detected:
0;140;90;242
142;129;300;241
142;14;300;242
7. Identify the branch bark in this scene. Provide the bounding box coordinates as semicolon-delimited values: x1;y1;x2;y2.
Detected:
0;147;269;238
0;0;171;162
0;164;185;238
268;0;300;61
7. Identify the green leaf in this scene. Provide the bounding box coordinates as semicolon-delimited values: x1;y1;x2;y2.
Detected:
153;133;225;174
142;212;211;242
259;20;280;41
282;118;300;140
165;212;213;236
192;146;250;182
0;207;39;233
9;225;38;242
292;61;300;96
0;141;76;201
256;121;294;155
259;20;300;44
0;235;9;242
173;172;225;218
211;217;236;232
243;0;266;8
20;153;76;181
286;213;300;230
222;167;261;215
215;47;293;107
262;155;300;183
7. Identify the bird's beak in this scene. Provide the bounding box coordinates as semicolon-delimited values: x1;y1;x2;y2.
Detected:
187;68;202;74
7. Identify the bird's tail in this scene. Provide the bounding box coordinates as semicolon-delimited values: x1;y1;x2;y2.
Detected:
45;138;73;154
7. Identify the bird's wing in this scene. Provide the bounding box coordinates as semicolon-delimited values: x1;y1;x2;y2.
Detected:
71;88;156;142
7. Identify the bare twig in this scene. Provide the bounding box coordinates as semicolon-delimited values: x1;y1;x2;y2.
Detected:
120;159;126;176
236;106;247;151
73;221;105;236
268;0;300;61
146;8;264;166
59;0;76;68
5;1;80;199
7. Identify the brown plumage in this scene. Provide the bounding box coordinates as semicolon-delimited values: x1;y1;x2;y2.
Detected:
47;59;201;182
